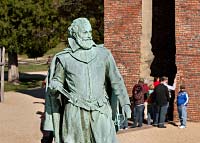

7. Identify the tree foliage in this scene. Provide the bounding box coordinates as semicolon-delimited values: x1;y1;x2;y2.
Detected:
0;0;104;58
0;0;61;58
59;0;104;44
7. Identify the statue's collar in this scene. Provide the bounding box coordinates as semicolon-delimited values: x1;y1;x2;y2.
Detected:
70;48;96;63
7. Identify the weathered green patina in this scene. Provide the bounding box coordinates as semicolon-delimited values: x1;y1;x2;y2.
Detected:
43;18;131;143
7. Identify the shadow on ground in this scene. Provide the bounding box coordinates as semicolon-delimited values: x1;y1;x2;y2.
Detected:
19;73;46;81
7;72;47;99
168;121;178;127
18;88;45;99
4;72;46;81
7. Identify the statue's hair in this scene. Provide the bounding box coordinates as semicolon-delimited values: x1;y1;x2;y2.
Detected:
68;18;90;37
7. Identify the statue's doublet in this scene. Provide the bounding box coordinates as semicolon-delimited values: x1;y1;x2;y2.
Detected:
55;46;128;109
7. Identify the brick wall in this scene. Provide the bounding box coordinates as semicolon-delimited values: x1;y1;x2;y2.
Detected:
104;0;142;95
105;0;200;121
175;0;200;121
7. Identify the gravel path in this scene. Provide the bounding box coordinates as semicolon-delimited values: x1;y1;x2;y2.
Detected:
118;122;200;143
0;91;200;143
0;91;44;143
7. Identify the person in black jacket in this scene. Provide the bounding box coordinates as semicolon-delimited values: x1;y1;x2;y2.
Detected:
153;76;170;128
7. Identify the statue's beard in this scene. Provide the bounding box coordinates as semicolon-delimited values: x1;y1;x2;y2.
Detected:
75;36;95;50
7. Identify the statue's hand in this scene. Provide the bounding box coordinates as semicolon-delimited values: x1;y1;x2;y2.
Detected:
48;87;57;95
48;86;57;95
122;104;131;119
48;80;59;95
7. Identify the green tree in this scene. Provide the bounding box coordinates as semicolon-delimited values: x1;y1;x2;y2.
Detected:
58;0;104;44
0;0;104;82
0;0;62;82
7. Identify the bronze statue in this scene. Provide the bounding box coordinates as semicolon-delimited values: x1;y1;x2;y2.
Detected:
43;18;131;143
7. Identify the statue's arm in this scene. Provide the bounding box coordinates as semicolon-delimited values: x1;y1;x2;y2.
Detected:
48;58;65;94
105;52;131;118
106;52;131;106
43;58;65;131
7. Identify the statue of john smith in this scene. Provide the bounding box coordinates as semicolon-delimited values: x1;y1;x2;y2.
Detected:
43;17;131;143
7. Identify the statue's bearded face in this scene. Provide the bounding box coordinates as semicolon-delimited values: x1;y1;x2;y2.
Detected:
74;22;94;49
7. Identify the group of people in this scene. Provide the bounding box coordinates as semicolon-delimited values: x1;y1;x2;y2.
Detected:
130;76;189;129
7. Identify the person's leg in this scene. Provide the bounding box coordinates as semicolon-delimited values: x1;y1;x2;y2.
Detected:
153;105;159;126
147;104;152;125
182;105;187;127
132;106;139;127
132;106;136;123
138;105;144;127
178;105;183;126
158;105;168;128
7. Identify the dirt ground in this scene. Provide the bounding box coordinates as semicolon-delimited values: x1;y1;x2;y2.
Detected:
1;91;200;143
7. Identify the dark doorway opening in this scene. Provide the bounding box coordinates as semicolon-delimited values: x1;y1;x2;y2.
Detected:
150;0;177;121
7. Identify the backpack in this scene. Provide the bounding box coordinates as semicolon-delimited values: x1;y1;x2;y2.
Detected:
133;84;143;100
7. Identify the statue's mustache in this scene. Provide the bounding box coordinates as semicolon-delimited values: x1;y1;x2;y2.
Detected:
82;37;92;41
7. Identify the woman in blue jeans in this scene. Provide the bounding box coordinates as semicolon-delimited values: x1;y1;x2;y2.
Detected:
132;105;144;127
131;78;146;128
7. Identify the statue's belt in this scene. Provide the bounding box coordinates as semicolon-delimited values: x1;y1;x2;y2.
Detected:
56;86;109;111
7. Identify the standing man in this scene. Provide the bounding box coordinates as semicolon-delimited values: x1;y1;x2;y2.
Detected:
153;76;170;128
43;18;131;143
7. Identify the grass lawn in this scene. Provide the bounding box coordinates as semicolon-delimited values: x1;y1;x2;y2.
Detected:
4;42;66;92
5;70;46;92
5;80;44;92
19;64;49;72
